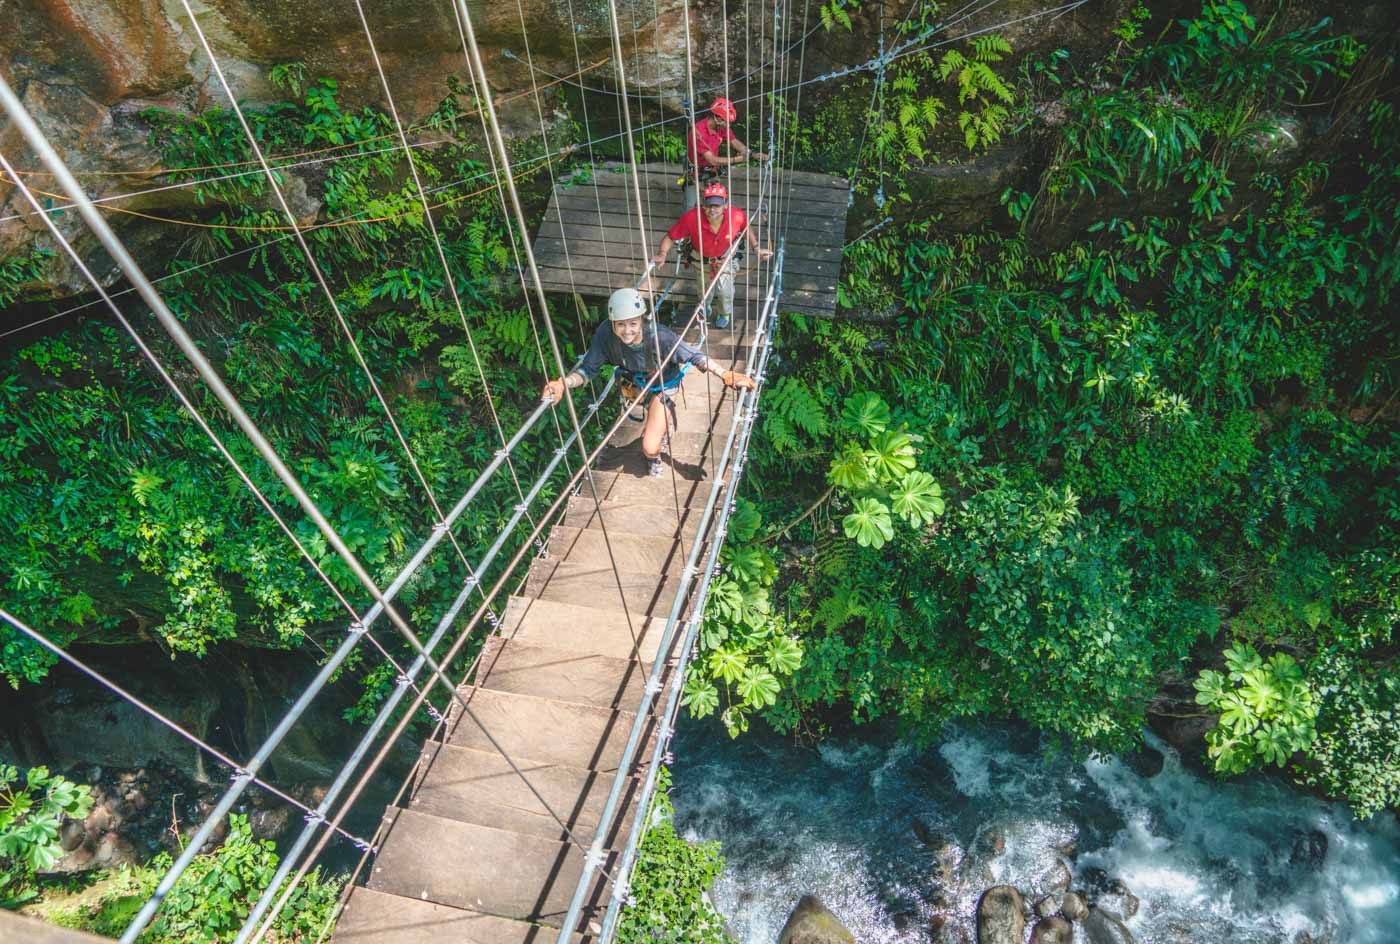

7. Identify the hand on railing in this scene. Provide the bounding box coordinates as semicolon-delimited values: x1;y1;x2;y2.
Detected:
720;369;756;391
542;378;567;402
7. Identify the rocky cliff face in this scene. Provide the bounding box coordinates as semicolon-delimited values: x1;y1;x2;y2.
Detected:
1;0;703;297
0;0;1111;301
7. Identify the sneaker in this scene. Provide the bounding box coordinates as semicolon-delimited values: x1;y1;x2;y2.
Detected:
648;457;665;478
714;313;731;329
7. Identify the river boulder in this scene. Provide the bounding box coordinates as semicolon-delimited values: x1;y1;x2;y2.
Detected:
1097;879;1140;919
777;896;855;944
1030;916;1073;944
1061;891;1089;921
976;885;1025;944
1082;907;1136;944
1122;745;1165;779
1290;829;1329;870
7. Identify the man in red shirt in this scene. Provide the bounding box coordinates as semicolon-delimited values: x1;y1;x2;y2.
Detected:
652;182;772;329
683;98;768;209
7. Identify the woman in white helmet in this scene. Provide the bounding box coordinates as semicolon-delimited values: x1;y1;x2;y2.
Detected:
542;287;757;477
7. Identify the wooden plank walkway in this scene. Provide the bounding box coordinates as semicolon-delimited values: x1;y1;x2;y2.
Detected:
333;329;753;943
533;161;849;317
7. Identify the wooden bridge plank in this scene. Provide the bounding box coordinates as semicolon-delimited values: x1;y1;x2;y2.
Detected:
367;809;615;929
340;321;773;942
444;686;657;773
410;740;644;848
499;595;669;662
335;888;587;944
534;161;848;317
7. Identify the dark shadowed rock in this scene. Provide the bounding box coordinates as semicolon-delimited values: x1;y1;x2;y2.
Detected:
1123;745;1165;779
1290;830;1329;870
1061;891;1089;922
778;896;856;944
976;885;1025;944
1030;916;1073;944
1082;907;1136;944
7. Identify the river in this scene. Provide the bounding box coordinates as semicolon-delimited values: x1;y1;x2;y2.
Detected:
671;721;1400;943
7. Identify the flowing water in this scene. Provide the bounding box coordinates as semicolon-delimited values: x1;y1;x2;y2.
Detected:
671;721;1400;943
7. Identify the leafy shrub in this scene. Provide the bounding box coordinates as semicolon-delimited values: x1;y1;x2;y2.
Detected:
1194;644;1320;775
616;768;733;944
79;815;341;942
0;766;93;908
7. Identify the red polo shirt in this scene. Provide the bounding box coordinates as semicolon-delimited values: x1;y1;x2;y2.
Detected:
668;206;749;259
685;117;735;170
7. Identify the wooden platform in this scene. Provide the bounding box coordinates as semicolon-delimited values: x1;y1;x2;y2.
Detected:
533;161;848;317
333;331;754;942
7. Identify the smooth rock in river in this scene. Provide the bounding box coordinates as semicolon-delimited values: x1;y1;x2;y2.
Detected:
1082;907;1136;944
1098;879;1140;919
1034;895;1061;918
976;885;1025;944
1061;891;1089;921
1035;859;1072;896
1030;916;1073;944
777;895;855;944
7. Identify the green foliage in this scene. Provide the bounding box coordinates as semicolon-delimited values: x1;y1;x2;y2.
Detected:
1299;653;1400;819
0;250;50;308
0;76;587;724
616;768;734;944
0;766;93;908
75;815;341;942
818;0;858;33
1195;644;1319;775
686;501;804;737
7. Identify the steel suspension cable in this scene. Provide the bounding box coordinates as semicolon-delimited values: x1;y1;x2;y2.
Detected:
243;252;743;941
449;0;647;659
0;73;537;944
173;0;496;604
0;151;440;701
353;0;537;534
0;609;375;849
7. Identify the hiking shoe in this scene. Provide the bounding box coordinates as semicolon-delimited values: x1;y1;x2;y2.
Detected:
714;313;731;329
648;457;665;478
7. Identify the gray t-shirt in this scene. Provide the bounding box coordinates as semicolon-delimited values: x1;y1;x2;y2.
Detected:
574;321;709;384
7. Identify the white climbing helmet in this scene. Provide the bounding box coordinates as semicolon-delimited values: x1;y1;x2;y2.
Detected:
608;287;647;321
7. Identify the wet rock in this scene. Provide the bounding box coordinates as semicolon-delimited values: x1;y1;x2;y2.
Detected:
777;895;856;944
1097;881;1140;920
932;840;963;887
1250;115;1306;164
1061;891;1089;922
1035;859;1072;896
971;826;1007;859
1082;907;1136;944
249;804;294;842
905;141;1036;232
1055;839;1079;862
1034;895;1061;918
1030;916;1073;944
1147;711;1217;759
976;885;1025;944
913;818;944;847
1290;830;1328;870
1122;745;1165;779
1077;866;1111;896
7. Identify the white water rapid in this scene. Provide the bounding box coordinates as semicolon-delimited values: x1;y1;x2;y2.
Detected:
671;721;1400;943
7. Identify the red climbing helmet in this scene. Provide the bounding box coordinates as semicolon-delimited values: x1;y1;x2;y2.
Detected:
702;181;729;205
711;98;738;123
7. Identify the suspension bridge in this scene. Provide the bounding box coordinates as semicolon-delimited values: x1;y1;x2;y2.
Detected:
0;0;1089;939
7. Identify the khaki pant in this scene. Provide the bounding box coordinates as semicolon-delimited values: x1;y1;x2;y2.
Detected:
695;254;739;320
